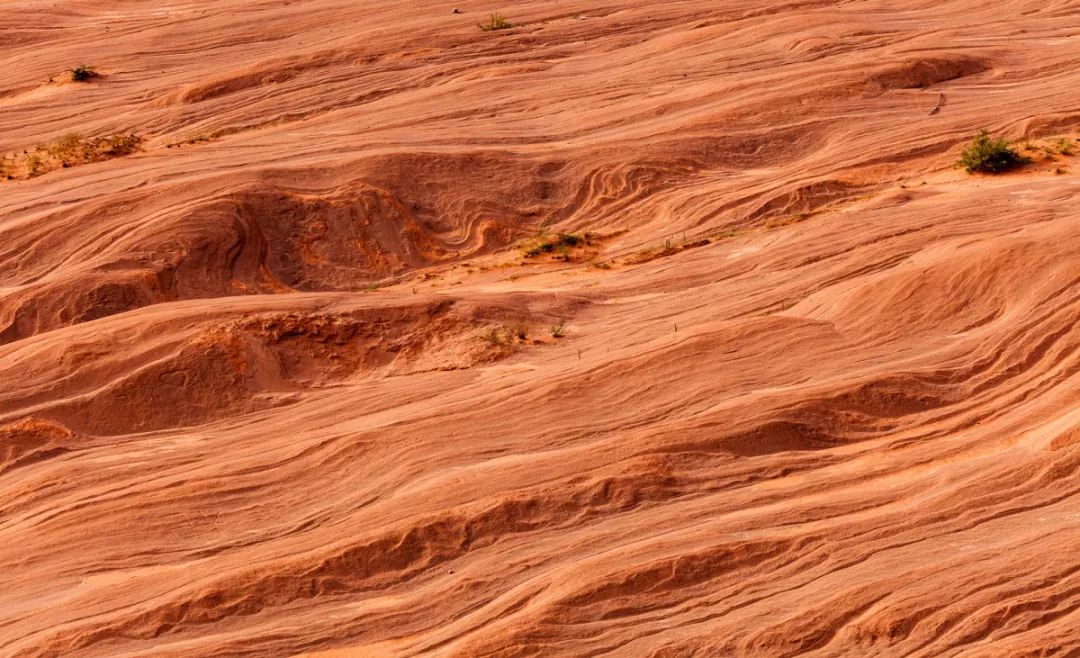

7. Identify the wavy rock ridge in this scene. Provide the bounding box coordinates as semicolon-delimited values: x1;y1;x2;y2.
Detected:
3;1;1080;656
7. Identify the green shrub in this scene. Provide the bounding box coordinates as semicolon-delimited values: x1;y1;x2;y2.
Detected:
69;65;98;82
958;130;1026;173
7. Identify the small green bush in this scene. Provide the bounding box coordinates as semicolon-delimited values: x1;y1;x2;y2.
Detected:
478;14;512;31
958;130;1026;174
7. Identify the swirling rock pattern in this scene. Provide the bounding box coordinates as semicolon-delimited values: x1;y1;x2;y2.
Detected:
2;1;1080;656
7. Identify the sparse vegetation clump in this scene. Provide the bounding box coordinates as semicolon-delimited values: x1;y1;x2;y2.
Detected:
481;320;533;344
1;132;141;180
480;318;555;352
523;232;589;258
483;327;504;345
166;131;226;149
69;65;98;82
478;13;513;31
958;130;1027;174
621;235;711;265
24;154;41;177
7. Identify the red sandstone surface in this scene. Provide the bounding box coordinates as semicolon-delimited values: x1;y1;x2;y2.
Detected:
3;1;1080;656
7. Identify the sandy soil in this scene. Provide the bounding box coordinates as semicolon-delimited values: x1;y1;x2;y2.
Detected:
3;1;1080;656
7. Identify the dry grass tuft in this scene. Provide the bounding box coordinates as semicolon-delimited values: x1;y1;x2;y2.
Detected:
478;14;513;31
